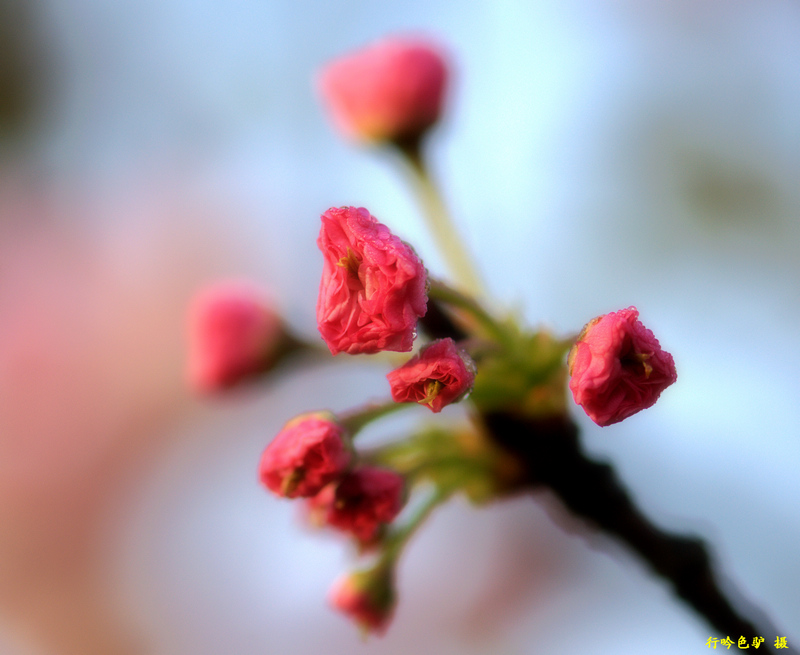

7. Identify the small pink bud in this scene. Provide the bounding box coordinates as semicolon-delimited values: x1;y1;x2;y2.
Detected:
316;206;428;355
568;307;677;427
317;36;447;145
307;467;405;545
329;567;396;635
387;337;475;413
187;281;282;392
259;412;351;499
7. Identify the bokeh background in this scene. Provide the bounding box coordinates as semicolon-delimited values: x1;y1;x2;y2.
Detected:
1;1;799;653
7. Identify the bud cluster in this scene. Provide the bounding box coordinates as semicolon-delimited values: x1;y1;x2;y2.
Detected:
254;204;482;633
187;34;680;639
259;411;406;549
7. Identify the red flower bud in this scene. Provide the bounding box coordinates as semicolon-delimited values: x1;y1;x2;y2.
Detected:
568;307;677;427
316;206;427;355
259;412;351;498
307;467;405;544
329;567;396;635
317;36;447;145
387;337;475;413
187;281;282;392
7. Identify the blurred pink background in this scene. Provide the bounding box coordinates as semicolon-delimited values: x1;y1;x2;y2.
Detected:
1;1;799;654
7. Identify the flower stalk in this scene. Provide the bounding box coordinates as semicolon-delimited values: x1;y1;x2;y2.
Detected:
339;401;408;437
397;141;485;296
379;486;449;566
426;278;508;344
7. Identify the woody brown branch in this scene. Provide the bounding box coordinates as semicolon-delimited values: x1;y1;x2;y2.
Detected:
419;300;796;651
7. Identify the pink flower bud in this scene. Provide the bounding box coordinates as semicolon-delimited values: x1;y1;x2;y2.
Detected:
568;307;677;427
387;337;475;413
307;467;405;545
316;206;428;355
259;412;351;499
317;36;447;145
187;281;282;392
329;568;396;635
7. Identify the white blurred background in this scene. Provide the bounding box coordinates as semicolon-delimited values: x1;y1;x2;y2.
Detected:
1;1;799;653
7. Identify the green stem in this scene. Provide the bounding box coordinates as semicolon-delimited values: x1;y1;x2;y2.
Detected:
363;440;493;490
428;278;508;344
397;142;484;296
339;401;407;438
380;487;449;566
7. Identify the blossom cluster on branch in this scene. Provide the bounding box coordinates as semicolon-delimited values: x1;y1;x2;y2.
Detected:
184;34;793;650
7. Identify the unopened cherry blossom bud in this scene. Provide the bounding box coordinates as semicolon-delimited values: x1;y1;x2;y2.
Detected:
317;206;427;355
307;467;405;545
329;566;396;635
568;307;677;427
259;412;351;499
187;281;282;392
318;36;447;146
387;337;475;413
